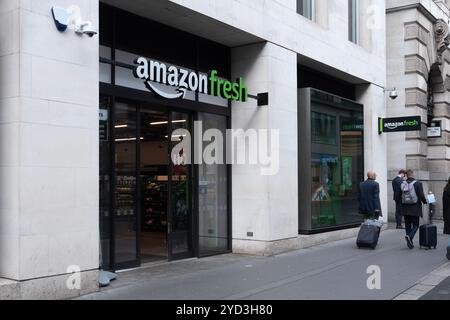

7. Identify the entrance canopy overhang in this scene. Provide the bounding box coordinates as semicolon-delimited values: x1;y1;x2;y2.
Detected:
101;0;262;47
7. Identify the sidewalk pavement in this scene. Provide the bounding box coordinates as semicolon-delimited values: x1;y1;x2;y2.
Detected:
396;262;450;300
79;225;450;300
419;273;450;300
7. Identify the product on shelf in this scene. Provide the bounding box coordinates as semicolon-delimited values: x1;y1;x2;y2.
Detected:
142;176;168;231
115;175;136;217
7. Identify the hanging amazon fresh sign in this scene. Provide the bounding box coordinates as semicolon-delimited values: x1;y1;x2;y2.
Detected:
133;57;248;102
378;116;421;134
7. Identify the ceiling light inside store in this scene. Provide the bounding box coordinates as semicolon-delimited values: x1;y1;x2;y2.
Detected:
150;120;187;126
115;137;144;142
165;134;187;140
115;124;128;128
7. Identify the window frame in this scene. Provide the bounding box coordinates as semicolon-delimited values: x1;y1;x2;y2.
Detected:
348;0;359;44
298;0;315;21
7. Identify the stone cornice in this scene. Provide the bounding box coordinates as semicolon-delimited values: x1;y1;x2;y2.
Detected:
387;3;438;23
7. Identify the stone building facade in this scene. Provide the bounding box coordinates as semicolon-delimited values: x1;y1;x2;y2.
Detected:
0;0;387;299
387;0;450;221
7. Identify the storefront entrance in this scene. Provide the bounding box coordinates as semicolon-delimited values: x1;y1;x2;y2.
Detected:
99;4;232;271
100;96;196;269
139;108;193;263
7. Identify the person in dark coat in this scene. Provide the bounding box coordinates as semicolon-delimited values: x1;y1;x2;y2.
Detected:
358;171;382;220
392;170;407;229
442;178;450;260
401;170;427;249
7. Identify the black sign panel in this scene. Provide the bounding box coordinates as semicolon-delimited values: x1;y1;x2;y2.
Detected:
379;116;421;134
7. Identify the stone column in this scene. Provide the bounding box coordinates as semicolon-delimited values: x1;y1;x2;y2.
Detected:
0;0;99;299
231;42;298;255
386;8;437;222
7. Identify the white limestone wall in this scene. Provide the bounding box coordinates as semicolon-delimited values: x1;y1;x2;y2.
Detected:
0;0;99;286
356;84;389;217
0;0;21;282
169;0;386;87
231;43;298;255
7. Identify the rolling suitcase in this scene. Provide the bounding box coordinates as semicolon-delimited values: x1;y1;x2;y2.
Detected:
419;224;437;249
447;238;450;260
357;224;380;249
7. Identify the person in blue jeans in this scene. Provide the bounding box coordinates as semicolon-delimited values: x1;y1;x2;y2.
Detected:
401;170;427;249
442;178;450;260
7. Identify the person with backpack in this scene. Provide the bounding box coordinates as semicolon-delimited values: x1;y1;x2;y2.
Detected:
442;178;450;260
401;170;427;249
392;169;407;229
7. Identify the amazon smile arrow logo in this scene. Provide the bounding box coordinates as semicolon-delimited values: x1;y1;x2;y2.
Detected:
145;81;187;99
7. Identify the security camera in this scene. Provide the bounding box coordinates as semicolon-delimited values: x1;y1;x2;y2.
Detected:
75;21;97;37
389;89;398;100
384;87;398;100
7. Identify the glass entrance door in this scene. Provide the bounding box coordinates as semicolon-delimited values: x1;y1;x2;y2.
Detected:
113;100;139;269
140;109;169;263
107;98;194;268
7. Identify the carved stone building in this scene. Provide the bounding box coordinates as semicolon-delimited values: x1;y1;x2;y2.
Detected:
387;0;450;220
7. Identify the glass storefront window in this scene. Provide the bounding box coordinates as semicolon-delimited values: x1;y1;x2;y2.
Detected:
299;88;364;233
198;113;229;255
310;103;364;230
312;112;337;145
100;63;111;84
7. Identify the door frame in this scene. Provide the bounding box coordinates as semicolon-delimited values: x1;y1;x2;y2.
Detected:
109;95;198;269
111;96;141;271
167;110;195;261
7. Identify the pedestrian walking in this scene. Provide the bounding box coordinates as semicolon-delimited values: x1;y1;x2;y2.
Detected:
356;171;383;249
392;169;406;229
401;170;427;249
358;171;382;220
442;178;450;260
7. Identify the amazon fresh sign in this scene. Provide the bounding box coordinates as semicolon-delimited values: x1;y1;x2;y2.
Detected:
133;57;248;102
379;116;421;134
